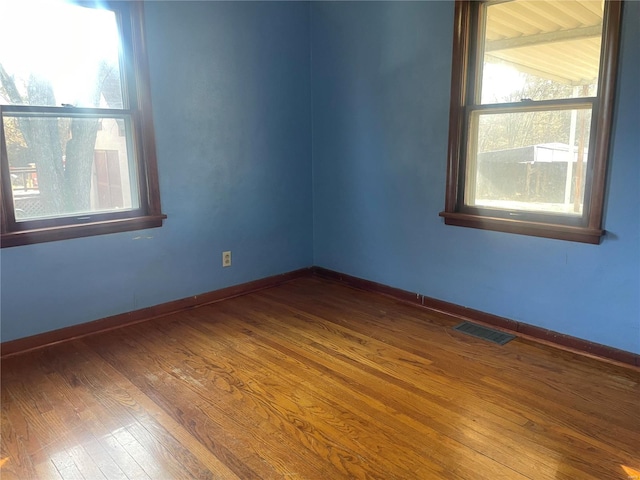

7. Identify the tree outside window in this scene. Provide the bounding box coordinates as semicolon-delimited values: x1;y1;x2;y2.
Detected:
0;1;165;247
441;0;623;244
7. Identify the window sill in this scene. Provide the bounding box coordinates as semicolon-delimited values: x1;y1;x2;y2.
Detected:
1;214;167;248
439;211;604;244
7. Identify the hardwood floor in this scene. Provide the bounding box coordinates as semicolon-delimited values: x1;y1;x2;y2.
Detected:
1;277;639;479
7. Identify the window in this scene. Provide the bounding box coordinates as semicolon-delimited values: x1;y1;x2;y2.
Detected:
0;1;165;248
440;0;623;244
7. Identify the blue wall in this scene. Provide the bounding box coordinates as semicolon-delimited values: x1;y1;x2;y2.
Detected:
0;2;313;342
311;1;640;354
3;1;639;356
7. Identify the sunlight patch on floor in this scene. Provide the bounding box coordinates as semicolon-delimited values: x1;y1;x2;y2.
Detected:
622;465;640;480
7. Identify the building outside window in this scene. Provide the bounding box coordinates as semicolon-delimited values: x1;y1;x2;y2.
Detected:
441;0;623;244
0;1;165;248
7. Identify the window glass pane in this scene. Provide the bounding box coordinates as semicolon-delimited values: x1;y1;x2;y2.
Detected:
480;0;603;104
4;114;139;221
0;3;123;108
466;108;592;215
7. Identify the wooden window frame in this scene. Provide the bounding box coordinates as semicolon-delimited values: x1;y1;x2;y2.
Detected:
439;0;623;244
0;1;165;248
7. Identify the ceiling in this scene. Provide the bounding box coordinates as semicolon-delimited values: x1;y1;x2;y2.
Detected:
484;0;604;85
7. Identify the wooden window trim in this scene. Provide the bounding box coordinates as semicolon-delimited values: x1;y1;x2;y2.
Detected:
0;1;165;248
440;0;623;244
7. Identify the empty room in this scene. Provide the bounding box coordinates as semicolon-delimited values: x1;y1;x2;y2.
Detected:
1;0;638;479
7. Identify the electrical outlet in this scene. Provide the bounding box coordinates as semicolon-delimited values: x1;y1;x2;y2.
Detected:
222;251;232;267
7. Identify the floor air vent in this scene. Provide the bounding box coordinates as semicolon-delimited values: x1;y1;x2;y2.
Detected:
453;322;515;345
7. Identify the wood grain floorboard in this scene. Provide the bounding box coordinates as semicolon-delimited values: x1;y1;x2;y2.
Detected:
254;282;640;475
209;299;571;478
2;277;639;479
